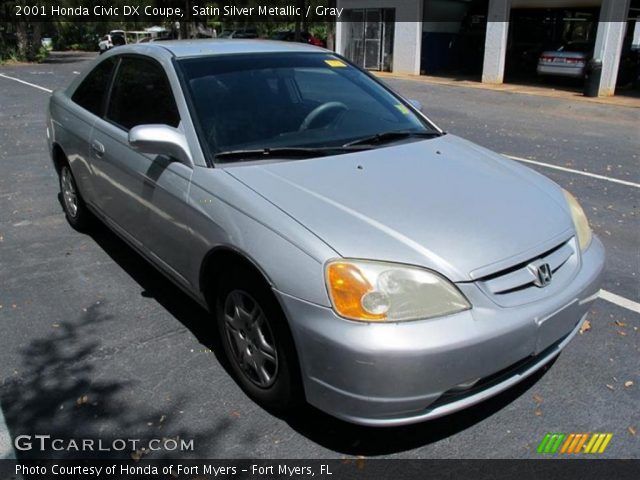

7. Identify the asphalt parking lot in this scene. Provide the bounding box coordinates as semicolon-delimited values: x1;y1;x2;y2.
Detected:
0;52;638;459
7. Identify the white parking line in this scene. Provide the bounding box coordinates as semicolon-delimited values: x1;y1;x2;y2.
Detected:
0;408;15;459
600;290;640;315
0;73;53;93
2;72;639;315
505;154;640;189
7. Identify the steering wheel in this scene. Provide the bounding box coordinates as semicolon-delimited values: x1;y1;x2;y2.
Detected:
299;102;347;131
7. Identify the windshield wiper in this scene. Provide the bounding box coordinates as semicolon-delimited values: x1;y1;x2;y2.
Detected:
214;146;364;163
343;130;443;148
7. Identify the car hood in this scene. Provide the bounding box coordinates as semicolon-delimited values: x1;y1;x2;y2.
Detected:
225;134;573;282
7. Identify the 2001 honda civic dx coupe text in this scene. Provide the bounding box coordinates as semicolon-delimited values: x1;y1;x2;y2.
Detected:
48;40;605;426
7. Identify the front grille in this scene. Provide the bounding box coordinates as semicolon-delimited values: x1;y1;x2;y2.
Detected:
477;238;579;307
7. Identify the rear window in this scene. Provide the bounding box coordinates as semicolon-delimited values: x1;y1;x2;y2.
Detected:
559;42;592;53
71;57;117;116
106;56;180;130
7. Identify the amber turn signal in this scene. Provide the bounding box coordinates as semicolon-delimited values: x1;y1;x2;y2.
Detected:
326;262;387;321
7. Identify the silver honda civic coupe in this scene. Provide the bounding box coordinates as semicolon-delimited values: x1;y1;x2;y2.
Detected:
48;40;605;427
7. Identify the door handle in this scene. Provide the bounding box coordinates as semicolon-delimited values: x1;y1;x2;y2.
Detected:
91;140;105;158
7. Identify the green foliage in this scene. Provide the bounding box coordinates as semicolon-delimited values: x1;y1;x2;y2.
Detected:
0;0;337;60
52;23;103;51
309;23;329;41
0;47;19;64
34;45;49;62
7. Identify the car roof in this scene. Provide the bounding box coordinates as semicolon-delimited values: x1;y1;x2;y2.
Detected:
136;39;326;58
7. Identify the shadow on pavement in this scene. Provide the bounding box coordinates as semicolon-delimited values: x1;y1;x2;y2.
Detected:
86;221;223;360
0;221;233;460
43;51;97;64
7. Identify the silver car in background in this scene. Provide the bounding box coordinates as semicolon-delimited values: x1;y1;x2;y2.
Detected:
48;40;604;426
537;41;593;78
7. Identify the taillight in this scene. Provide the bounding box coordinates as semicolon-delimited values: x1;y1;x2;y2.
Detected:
565;57;585;65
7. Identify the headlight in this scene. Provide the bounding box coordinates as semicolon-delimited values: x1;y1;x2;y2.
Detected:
563;189;592;252
325;260;470;322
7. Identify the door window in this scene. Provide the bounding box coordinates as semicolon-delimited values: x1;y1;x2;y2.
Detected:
106;57;180;130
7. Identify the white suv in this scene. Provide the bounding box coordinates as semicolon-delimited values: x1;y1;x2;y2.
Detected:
98;31;126;54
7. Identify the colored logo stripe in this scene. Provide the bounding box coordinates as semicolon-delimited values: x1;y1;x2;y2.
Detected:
538;433;613;454
537;433;566;454
584;433;613;453
560;433;575;453
570;433;589;454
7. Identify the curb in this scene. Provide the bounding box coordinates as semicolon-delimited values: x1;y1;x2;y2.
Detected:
374;72;640;109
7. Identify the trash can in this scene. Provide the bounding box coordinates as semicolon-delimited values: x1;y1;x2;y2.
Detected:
584;58;603;97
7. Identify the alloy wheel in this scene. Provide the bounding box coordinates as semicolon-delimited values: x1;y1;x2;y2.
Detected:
60;166;79;218
223;290;279;388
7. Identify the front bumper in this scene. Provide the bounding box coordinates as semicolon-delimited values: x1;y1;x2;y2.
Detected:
277;237;605;427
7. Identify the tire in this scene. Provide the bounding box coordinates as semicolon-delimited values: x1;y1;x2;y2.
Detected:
215;265;302;413
58;161;93;231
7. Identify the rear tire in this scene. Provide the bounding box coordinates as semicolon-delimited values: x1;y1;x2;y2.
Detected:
58;161;93;231
215;265;302;413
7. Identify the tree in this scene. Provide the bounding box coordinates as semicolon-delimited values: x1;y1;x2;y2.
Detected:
294;0;304;42
1;0;53;61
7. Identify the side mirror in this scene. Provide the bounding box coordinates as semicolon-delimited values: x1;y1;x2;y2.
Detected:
128;124;192;166
408;99;423;112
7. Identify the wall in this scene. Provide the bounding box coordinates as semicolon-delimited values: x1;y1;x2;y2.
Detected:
337;0;424;74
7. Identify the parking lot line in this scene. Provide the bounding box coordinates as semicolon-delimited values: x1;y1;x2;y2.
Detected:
505;154;640;189
600;290;640;315
0;73;53;93
0;408;15;459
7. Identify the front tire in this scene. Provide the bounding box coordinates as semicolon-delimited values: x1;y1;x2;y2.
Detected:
215;265;301;413
59;162;92;231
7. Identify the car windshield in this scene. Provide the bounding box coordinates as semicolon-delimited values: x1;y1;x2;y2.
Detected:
178;53;439;162
558;42;591;53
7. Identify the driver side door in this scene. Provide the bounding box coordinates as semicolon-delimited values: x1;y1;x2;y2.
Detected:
90;55;193;285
